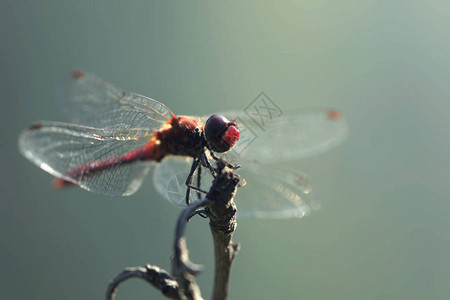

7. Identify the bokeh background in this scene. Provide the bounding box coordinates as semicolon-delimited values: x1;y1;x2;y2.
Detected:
2;1;449;299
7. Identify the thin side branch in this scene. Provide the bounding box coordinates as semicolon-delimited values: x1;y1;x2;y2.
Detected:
106;265;180;300
172;198;211;300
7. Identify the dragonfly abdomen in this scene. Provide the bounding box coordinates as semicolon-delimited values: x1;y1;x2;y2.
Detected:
53;140;165;189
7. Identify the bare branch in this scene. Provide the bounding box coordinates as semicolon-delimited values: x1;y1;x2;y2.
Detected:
106;264;180;300
106;159;241;300
205;160;240;300
172;159;240;300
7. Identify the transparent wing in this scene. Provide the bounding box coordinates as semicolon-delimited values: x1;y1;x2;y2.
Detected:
153;157;214;207
222;109;348;163
56;70;174;128
18;121;153;196
233;160;317;219
152;156;315;219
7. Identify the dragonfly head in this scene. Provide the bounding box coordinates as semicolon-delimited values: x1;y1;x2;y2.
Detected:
204;114;240;153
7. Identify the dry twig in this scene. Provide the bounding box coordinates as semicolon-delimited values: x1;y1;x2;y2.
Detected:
106;264;180;299
106;159;240;300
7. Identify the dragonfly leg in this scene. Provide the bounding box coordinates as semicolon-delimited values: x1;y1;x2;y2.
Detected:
185;158;208;205
184;158;209;218
187;207;212;221
200;151;216;178
209;150;241;170
185;158;200;205
187;185;208;194
196;165;202;200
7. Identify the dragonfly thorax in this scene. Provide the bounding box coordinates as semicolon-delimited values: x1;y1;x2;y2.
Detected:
155;116;207;158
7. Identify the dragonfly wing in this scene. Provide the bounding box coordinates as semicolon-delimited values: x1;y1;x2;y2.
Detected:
234;161;318;219
153;157;214;206
222;109;348;163
153;155;315;219
191;109;346;218
18;121;152;196
56;70;174;128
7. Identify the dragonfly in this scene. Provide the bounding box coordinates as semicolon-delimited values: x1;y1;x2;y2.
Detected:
18;70;348;219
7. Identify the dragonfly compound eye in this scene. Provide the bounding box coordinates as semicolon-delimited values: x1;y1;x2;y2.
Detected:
204;114;240;153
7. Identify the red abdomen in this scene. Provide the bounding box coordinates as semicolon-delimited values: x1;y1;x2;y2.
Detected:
54;140;165;188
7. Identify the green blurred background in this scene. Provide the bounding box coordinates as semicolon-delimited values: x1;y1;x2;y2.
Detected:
1;1;449;299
